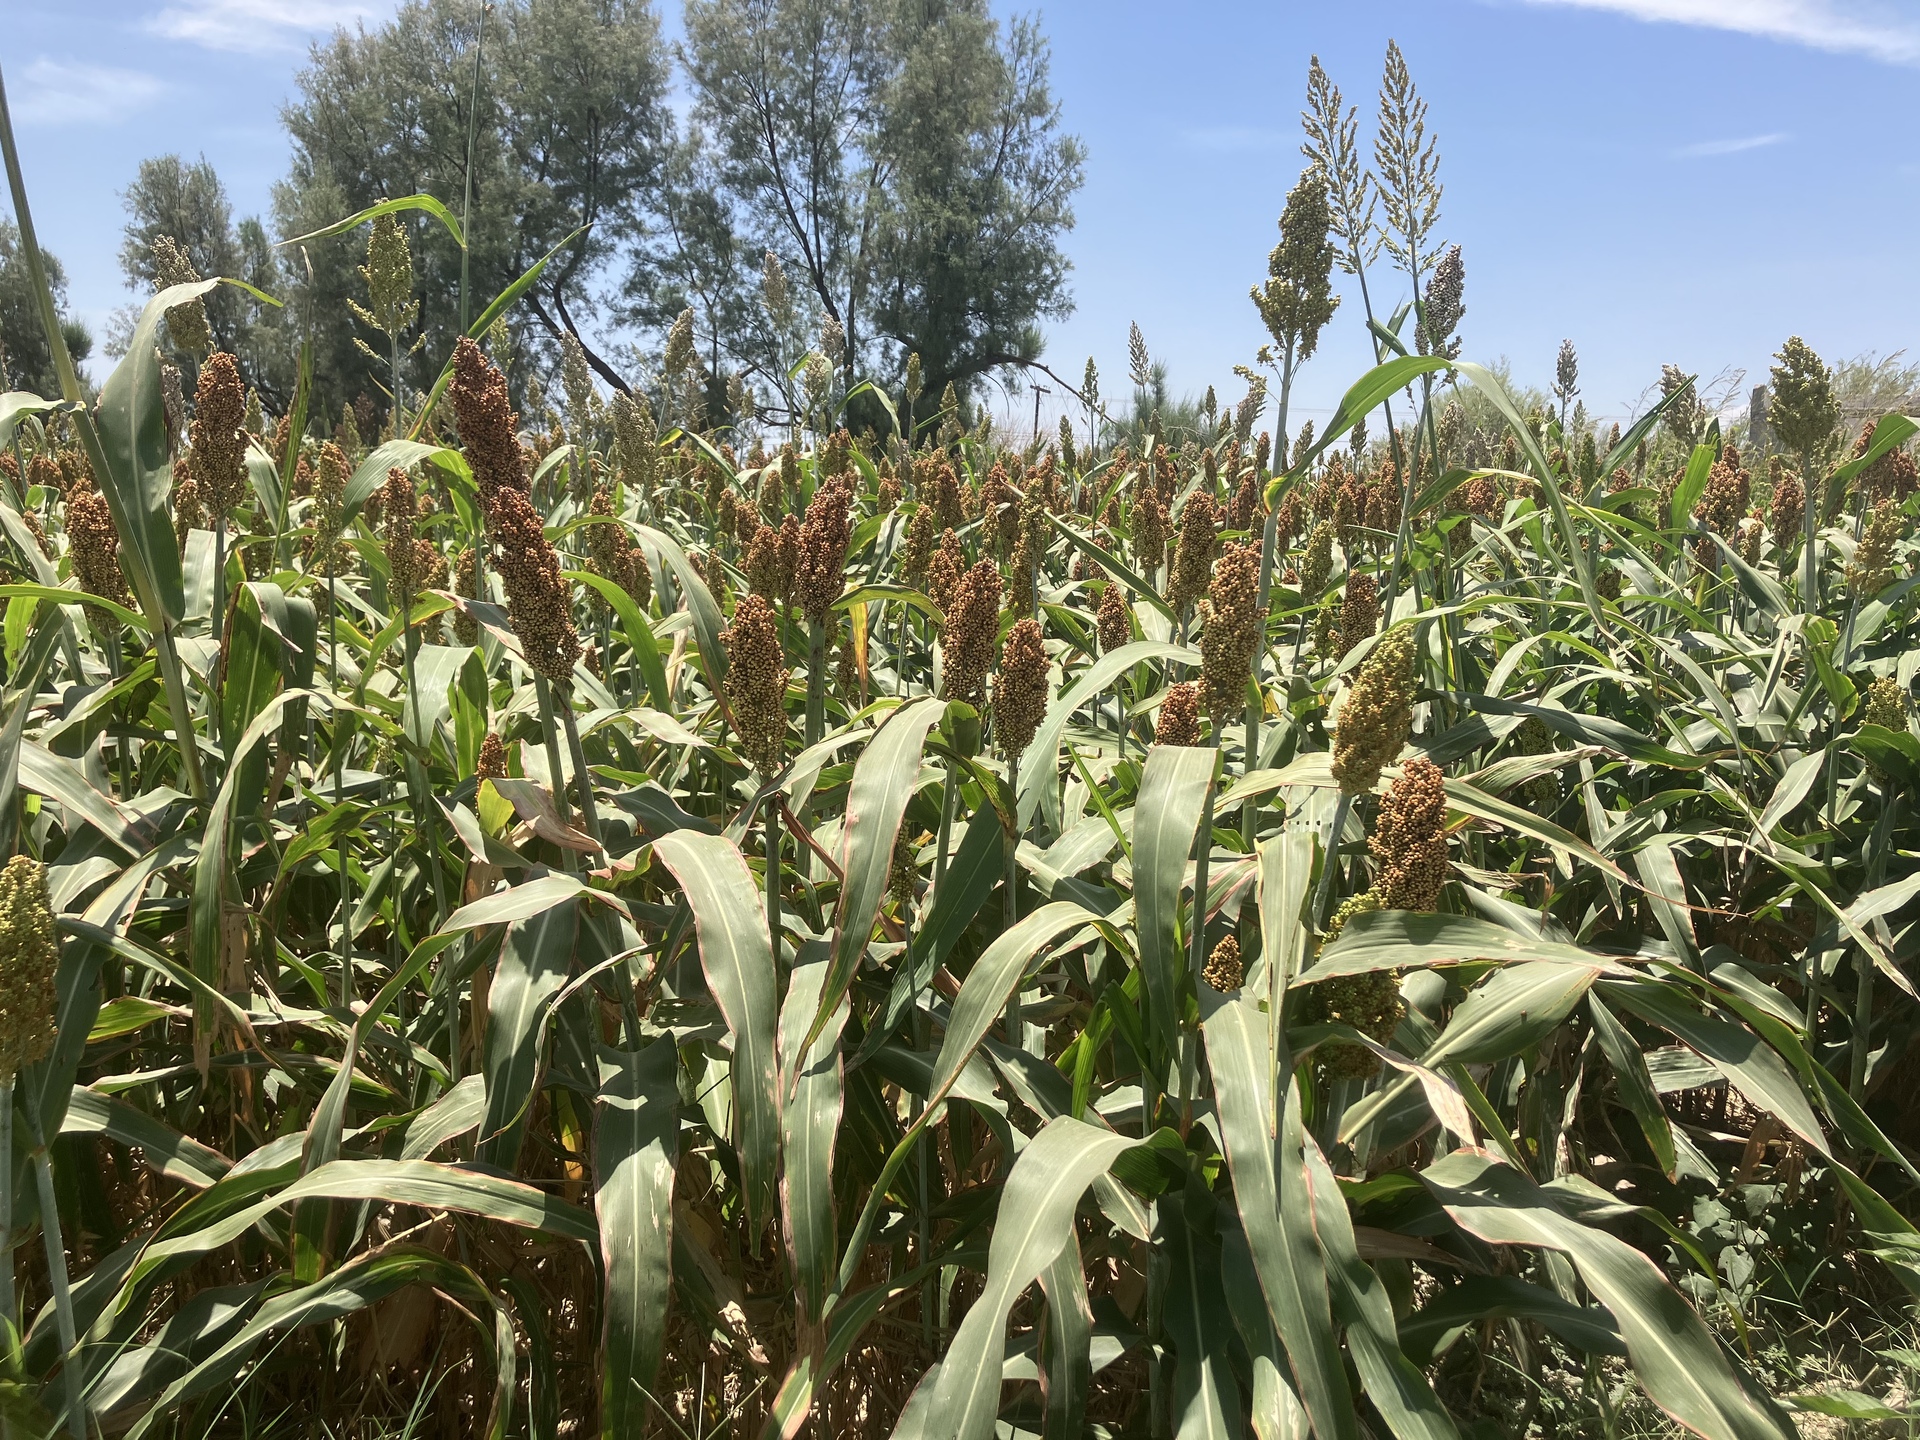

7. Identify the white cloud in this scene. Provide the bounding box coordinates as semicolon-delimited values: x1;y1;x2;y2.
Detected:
1516;0;1920;65
145;0;390;54
1673;131;1790;157
12;58;166;127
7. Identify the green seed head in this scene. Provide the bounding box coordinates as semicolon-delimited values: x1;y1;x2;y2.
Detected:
0;857;59;1084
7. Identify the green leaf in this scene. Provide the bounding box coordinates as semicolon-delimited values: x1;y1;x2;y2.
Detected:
95;280;212;622
1588;994;1678;1180
1456;361;1604;632
919;1118;1141;1440
1016;640;1198;828
931;901;1097;1101
1134;745;1214;1060
1400;1275;1624;1365
636;525;728;688
61;1087;229;1190
1160;1189;1245;1440
816;699;944;1039
1205;1000;1355;1440
277;192;466;251
1423;1152;1792;1440
1302;1126;1460;1439
595;1039;679;1440
780;955;849;1329
651;830;779;1234
480;897;580;1169
1603;980;1828;1157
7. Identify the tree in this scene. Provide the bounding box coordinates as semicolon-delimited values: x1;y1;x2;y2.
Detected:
0;220;91;397
118;154;290;398
868;2;1082;404
275;0;672;419
680;0;1082;414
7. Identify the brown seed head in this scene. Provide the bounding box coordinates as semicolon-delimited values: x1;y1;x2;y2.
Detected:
723;593;789;775
68;483;130;622
172;459;204;552
1203;934;1244;992
476;730;509;782
1167;490;1220;614
1132;488;1169;577
1338;570;1378;657
487;486;579;680
994;617;1050;758
0;856;59;1082
382;468;421;613
899;503;937;590
1096;581;1131;654
1372;757;1449;911
940;559;1002;709
928;528;966;615
1769;466;1805;551
189;351;249;514
450;338;527;507
1332;625;1415;795
1200;540;1261;720
1155;681;1201;748
453;547;480;644
796;474;853;628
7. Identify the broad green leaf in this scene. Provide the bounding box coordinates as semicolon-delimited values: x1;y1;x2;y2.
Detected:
95;280;213;621
61;1086;229;1189
1423;1152;1792;1440
1134;745;1214;1060
1588;993;1678;1180
1302;1126;1459;1439
595;1039;678;1440
480;898;579;1169
780;956;848;1328
1205;1000;1354;1440
1604;980;1828;1157
817;698;944;1038
920;1118;1140;1440
1016;639;1197;827
652;830;779;1233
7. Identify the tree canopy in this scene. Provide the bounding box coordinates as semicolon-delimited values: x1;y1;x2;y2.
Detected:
109;0;1083;429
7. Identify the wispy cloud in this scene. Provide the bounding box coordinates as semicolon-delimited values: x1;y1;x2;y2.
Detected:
145;0;389;54
1672;131;1789;158
1516;0;1920;66
13;58;166;127
1177;126;1294;155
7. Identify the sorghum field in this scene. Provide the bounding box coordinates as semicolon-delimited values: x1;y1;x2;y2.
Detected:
0;27;1915;1440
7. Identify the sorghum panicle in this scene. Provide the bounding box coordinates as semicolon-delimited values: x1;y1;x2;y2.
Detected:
940;559;1002;710
1155;681;1201;748
1332;625;1415;795
488;487;579;681
1372;757;1449;911
994;617;1050;758
0;857;58;1082
723;593;789;775
1200;540;1261;721
190;351;249;515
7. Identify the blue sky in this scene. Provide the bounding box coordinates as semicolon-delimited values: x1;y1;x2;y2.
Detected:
7;0;1920;430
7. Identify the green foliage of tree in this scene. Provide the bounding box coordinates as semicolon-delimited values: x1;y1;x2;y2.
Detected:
275;0;672;420
117;154;290;397
0;220;89;396
680;0;1083;413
